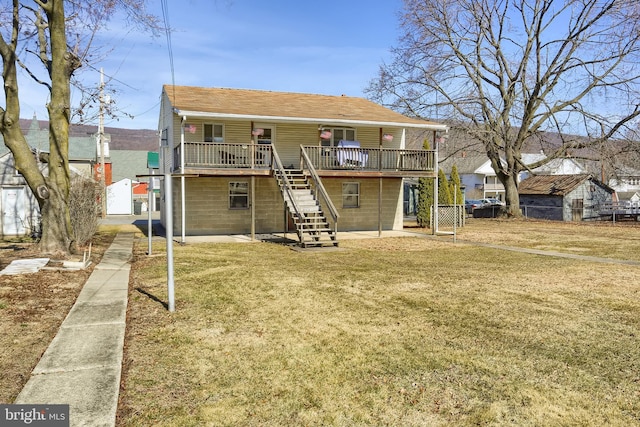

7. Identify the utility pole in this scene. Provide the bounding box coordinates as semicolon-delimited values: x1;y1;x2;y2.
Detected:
99;69;106;218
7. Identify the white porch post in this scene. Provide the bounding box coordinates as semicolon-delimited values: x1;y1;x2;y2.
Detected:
180;117;186;244
433;130;439;235
378;128;383;237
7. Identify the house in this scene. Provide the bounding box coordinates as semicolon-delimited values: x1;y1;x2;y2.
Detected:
0;151;91;237
0;116;158;236
157;85;447;246
608;166;640;202
518;174;613;221
440;152;586;202
0;152;40;237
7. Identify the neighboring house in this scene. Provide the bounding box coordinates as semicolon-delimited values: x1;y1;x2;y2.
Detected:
440;152;586;201
0;152;40;237
518;174;613;221
158;85;447;246
0;151;89;237
0;116;157;236
608;166;640;204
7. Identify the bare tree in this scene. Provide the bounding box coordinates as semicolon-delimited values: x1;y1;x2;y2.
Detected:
0;0;159;254
368;0;640;215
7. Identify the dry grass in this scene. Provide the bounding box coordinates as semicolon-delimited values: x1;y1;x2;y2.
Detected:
0;230;117;403
118;219;640;426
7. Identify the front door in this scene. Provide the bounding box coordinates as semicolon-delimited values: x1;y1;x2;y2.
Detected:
2;187;26;236
254;124;274;166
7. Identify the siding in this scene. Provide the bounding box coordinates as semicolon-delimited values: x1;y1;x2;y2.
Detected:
320;177;403;231
168;176;405;235
159;113;409;172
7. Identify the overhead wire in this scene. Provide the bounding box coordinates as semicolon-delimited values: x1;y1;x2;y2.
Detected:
160;0;176;98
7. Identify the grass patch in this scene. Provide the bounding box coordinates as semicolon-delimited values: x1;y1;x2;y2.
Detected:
118;222;640;426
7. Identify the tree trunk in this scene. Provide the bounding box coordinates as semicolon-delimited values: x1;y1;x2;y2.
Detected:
35;0;75;254
503;173;522;217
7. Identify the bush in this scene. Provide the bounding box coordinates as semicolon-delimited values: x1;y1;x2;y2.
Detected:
69;176;101;246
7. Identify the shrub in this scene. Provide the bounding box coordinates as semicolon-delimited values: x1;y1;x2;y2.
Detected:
69;176;101;246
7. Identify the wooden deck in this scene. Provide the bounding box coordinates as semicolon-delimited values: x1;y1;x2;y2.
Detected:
599;202;640;221
171;143;437;177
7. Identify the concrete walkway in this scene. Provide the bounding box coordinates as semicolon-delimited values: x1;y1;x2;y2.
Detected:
15;232;134;427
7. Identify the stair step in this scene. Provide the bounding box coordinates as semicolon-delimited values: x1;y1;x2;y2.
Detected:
298;224;333;230
275;167;338;248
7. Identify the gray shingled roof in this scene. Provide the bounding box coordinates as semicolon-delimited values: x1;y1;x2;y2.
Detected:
519;174;593;195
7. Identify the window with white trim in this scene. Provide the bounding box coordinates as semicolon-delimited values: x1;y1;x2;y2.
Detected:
342;182;360;208
229;182;248;209
204;124;224;142
321;127;356;147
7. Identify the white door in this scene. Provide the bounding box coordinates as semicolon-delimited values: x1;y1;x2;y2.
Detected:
2;187;26;235
254;124;274;166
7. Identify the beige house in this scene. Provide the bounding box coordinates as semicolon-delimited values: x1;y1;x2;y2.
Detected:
158;85;447;246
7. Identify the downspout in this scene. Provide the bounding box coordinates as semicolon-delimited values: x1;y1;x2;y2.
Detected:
180;116;186;244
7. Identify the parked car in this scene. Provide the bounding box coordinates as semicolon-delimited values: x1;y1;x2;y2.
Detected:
480;198;505;206
465;199;484;214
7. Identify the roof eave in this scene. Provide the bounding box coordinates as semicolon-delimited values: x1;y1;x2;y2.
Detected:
173;109;449;131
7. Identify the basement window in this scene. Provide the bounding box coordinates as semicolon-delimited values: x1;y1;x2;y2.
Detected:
342;182;360;208
229;182;248;209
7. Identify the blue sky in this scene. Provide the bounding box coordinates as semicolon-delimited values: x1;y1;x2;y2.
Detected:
18;0;404;130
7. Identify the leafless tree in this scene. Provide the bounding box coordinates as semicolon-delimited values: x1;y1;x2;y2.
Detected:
0;0;160;254
368;0;640;215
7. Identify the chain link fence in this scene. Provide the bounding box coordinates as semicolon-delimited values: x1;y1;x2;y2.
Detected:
432;205;466;229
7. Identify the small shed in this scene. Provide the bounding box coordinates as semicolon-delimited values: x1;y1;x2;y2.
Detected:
106;178;133;215
519;174;613;221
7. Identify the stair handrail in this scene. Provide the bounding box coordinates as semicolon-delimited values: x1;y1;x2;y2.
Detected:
300;146;340;229
271;147;305;225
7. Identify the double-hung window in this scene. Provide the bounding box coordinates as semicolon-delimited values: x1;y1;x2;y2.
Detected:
229;182;248;209
342;182;360;208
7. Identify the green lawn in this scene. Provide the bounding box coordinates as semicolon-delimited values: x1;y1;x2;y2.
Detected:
117;221;640;426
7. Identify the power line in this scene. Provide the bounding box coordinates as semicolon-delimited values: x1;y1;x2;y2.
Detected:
161;0;175;89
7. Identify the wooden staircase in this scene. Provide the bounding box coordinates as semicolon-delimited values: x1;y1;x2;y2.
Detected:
275;169;338;248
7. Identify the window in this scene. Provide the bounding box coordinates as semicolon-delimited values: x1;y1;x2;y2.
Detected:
229;182;248;209
342;182;360;208
321;127;356;147
204;124;224;142
256;127;273;145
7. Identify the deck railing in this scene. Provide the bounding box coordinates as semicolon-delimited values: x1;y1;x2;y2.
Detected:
301;146;435;172
173;142;272;170
173;142;435;173
300;147;339;234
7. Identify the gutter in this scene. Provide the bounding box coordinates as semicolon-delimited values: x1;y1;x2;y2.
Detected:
173;109;449;132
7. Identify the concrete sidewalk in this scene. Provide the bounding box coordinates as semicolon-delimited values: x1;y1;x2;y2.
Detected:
15;232;134;427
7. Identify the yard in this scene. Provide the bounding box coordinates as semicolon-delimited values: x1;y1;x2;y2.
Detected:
116;220;640;426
